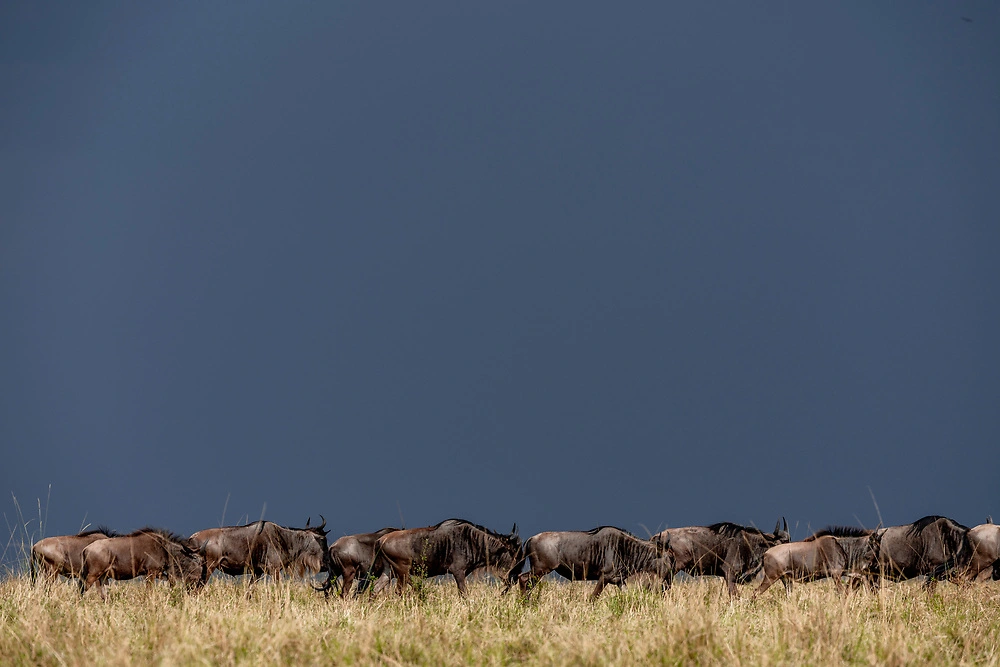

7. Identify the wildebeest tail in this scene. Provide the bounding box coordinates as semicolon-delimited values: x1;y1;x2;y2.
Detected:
737;560;765;584
29;548;37;584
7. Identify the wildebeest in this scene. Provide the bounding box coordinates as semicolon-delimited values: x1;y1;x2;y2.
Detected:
370;519;521;596
960;518;999;582
804;526;884;589
754;529;881;597
314;527;400;598
505;526;673;599
80;528;206;599
873;515;971;585
190;517;330;582
651;519;790;596
30;527;118;583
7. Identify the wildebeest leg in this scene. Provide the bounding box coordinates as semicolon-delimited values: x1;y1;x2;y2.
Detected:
518;566;547;596
591;575;608;599
782;577;792;595
452;569;469;597
724;569;739;597
341;566;356;599
754;574;777;598
394;561;410;595
369;572;392;597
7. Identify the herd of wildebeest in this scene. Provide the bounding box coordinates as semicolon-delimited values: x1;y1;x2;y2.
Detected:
27;514;1000;601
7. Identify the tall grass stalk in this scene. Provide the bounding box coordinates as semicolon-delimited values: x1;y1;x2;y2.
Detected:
1;576;998;665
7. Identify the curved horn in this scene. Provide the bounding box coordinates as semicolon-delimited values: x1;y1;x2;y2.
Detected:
305;517;311;527
318;515;327;531
511;523;518;537
783;517;788;533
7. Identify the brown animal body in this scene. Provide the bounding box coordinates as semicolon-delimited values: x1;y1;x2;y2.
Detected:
370;519;521;596
651;519;790;596
755;531;881;597
189;517;330;581
30;528;117;583
803;526;884;589
316;527;399;597
506;526;672;599
79;528;206;599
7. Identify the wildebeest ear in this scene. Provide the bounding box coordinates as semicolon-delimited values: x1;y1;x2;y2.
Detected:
989;516;994;524
774;519;781;534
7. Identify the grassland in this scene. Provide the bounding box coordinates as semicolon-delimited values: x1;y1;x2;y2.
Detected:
1;574;999;665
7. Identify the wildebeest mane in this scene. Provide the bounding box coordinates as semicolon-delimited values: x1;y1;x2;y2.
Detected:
78;526;119;537
128;526;192;546
708;522;761;537
434;518;510;540
907;515;969;536
810;526;872;540
586;525;635;538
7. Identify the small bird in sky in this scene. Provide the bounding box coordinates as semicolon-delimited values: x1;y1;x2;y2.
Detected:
961;16;974;23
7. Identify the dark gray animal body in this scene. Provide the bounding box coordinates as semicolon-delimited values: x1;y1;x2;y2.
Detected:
755;530;881;597
317;527;399;597
506;526;672;599
651;519;790;596
189;517;330;581
370;519;521;596
875;516;971;584
31;528;118;582
80;528;206;599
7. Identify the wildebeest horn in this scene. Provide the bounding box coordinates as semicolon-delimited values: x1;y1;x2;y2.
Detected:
305;517;311;527
774;519;781;534
318;515;327;531
783;517;788;532
989;516;994;524
511;523;518;537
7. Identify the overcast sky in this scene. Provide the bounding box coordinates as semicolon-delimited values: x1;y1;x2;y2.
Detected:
2;2;998;551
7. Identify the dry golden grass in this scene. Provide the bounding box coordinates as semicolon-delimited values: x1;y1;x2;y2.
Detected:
1;574;999;665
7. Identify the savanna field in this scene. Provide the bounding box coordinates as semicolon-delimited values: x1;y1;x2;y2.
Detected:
1;575;999;666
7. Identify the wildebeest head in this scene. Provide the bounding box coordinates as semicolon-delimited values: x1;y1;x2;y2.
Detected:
859;527;883;572
773;518;790;544
294;515;331;578
500;524;523;569
478;522;523;574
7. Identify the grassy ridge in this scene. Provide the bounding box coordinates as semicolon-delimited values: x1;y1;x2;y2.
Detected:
1;576;999;665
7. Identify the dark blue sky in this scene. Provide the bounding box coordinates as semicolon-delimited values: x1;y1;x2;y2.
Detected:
2;2;998;547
